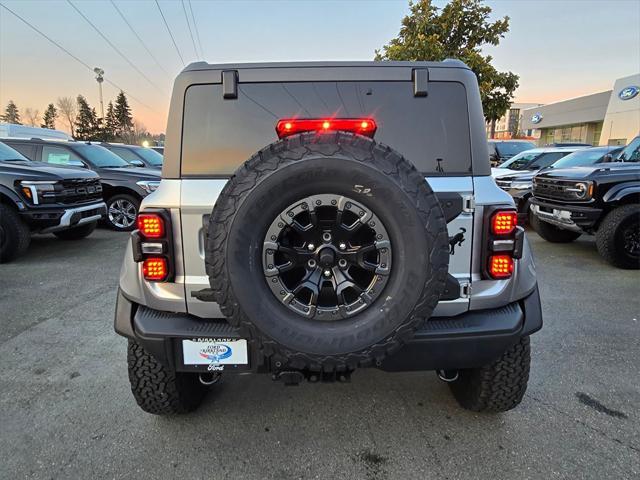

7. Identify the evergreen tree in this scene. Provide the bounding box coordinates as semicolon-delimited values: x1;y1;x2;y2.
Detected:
1;100;21;124
113;91;133;138
41;103;58;129
74;95;101;140
103;101;118;141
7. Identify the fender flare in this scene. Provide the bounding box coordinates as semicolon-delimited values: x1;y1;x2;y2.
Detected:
0;185;24;208
602;181;640;203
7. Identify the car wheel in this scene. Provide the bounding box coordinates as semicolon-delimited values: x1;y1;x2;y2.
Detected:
106;194;140;231
0;204;31;263
127;340;206;415
448;337;531;412
53;221;98;240
596;204;640;269
205;132;450;372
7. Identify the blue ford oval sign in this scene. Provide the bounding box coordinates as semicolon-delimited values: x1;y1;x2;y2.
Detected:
531;113;543;124
619;86;639;101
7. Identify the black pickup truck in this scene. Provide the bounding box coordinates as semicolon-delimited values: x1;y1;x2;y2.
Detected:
0;141;106;262
530;137;640;268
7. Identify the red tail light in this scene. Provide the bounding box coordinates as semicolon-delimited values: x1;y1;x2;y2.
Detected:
137;213;164;238
491;211;517;235
142;257;168;281
488;255;514;279
276;118;377;138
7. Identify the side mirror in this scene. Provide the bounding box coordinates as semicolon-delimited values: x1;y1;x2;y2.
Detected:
130;159;145;167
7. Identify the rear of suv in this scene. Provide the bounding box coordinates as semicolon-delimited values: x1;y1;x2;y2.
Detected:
3;138;161;231
0;141;105;262
115;61;542;415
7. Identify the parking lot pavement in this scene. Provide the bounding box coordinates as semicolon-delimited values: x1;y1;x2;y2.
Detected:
0;229;638;479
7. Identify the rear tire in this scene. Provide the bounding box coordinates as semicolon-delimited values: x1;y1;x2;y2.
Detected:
530;214;581;243
0;204;31;263
127;340;206;415
53;221;97;240
595;205;640;269
106;194;140;231
449;337;531;413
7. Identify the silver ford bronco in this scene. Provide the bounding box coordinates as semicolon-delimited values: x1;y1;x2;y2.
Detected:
114;61;542;415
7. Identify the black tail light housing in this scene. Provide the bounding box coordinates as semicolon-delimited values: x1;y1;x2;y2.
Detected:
482;206;524;280
131;209;175;282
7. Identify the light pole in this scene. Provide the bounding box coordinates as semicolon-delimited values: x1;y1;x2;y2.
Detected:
94;67;105;119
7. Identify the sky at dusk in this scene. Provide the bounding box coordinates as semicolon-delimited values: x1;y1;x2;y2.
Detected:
1;0;639;134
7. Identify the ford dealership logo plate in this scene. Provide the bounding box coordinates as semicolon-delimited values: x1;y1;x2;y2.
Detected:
182;338;248;366
619;86;639;101
531;113;543;124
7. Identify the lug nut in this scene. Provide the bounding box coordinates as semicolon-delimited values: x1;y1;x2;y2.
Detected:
338;259;347;268
308;259;317;268
339;242;346;250
323;270;331;277
308;243;315;251
322;232;332;242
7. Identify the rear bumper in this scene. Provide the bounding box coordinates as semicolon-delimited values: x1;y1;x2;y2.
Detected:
530;197;601;232
115;285;542;373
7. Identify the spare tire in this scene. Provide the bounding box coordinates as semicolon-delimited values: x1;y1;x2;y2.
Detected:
205;132;449;371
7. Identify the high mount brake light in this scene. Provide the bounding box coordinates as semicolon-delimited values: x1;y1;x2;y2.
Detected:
491;211;517;235
275;118;377;138
142;257;168;281
137;213;164;238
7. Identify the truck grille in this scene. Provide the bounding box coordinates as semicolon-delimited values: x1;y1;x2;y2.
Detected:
58;178;103;204
532;177;574;201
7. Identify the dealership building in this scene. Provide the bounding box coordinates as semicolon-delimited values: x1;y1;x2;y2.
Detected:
521;73;640;146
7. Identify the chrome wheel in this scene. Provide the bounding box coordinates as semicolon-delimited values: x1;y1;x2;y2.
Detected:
108;198;137;229
263;194;392;320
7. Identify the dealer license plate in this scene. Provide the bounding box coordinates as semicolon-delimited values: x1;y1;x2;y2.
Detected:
182;338;248;366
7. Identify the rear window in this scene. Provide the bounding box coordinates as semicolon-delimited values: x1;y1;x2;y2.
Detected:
181;81;471;176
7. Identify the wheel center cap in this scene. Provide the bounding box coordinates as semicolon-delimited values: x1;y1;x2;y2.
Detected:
318;247;336;267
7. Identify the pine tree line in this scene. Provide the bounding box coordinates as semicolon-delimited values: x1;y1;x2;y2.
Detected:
1;92;137;142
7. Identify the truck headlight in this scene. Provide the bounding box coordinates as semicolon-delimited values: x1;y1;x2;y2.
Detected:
566;181;593;200
511;180;532;190
136;181;160;195
18;180;57;205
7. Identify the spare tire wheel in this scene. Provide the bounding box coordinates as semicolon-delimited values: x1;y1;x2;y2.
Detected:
205;132;449;371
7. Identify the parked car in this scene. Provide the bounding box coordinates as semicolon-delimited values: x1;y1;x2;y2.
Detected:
493;146;586;177
487;139;536;166
115;60;542;416
101;143;163;170
0;141;105;262
495;146;622;222
545;142;592;148
1;138;160;231
0;122;73;141
530;157;639;268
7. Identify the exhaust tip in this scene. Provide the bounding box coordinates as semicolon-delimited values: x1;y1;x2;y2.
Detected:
198;372;221;386
436;370;459;383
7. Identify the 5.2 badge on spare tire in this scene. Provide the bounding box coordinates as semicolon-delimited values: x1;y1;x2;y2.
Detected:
205;132;450;372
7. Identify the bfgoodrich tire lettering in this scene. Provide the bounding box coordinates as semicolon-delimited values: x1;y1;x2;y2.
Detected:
205;132;449;371
127;340;206;415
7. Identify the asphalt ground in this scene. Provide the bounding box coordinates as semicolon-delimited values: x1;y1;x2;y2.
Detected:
0;228;638;479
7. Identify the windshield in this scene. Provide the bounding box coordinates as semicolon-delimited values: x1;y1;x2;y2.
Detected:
495;141;536;157
134;147;163;166
552;148;621;169
73;144;130;168
499;151;542;170
0;142;29;162
617;137;640;162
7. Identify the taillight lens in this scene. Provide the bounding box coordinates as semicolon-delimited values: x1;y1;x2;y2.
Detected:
488;255;514;279
491;211;517;235
142;257;168;281
137;213;164;238
276;118;377;138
